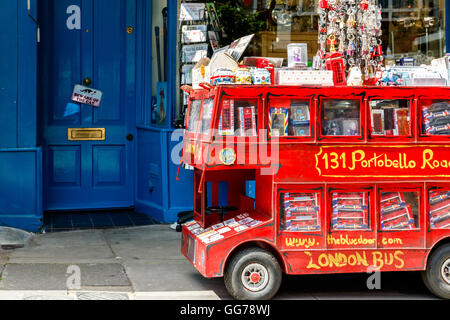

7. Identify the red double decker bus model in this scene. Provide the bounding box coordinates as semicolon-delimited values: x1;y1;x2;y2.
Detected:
179;85;450;300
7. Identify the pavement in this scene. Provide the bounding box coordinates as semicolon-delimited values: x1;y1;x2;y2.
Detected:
0;225;441;300
0;225;228;300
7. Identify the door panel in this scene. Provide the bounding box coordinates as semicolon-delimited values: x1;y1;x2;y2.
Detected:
41;0;136;210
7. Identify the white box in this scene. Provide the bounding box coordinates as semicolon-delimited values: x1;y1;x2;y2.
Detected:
275;69;334;86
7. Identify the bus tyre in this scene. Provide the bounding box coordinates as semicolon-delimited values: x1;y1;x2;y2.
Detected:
224;248;282;300
422;244;450;299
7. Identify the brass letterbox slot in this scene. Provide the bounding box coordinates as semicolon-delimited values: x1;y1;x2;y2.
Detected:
68;128;106;141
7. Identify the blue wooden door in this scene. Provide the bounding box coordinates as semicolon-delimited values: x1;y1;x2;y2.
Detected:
39;0;136;210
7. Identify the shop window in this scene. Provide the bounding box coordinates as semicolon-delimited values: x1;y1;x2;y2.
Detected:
187;100;202;133
218;99;258;137
421;100;450;136
370;100;411;136
380;191;420;230
331;192;370;231
268;100;311;138
200;99;214;135
321;100;361;137
429;190;450;230
280;192;321;232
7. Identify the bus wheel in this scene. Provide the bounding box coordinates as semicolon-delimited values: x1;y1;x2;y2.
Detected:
224;248;282;300
422;244;450;299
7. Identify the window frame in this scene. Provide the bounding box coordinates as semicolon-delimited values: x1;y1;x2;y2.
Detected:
367;97;416;143
418;95;450;143
318;96;365;143
376;183;425;249
212;88;263;144
266;95;317;143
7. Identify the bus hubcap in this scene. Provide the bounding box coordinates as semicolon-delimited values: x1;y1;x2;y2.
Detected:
242;263;269;292
442;259;450;285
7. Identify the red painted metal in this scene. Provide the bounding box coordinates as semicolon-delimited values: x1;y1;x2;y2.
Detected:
180;85;450;279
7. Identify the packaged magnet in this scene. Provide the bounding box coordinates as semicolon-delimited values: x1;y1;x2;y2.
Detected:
237;106;257;137
219;100;235;136
269;108;289;137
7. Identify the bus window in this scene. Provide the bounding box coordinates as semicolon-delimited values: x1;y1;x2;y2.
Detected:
429;190;450;229
321;100;360;137
332;192;370;231
187;100;202;133
280;192;321;232
218;99;258;137
268;100;311;138
370;100;411;136
200;98;214;135
380;192;420;230
421;100;450;136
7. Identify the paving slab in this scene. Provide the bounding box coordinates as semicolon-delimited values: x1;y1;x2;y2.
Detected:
0;263;130;291
104;225;180;242
123;260;230;298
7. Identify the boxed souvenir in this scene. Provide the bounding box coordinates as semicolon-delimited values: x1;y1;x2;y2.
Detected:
275;69;334;86
250;68;271;85
210;68;235;86
332;192;369;230
234;67;252;85
423;102;450;135
394;108;410;136
237;106;257;137
429;190;450;229
282;193;321;232
269;108;289;137
290;104;310;124
290;126;310;137
342;119;360;136
380;192;416;230
287;43;308;68
218;100;235;136
371;109;384;135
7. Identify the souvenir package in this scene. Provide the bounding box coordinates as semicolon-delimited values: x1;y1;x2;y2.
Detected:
422;101;450;135
289;103;311;137
429;190;450;229
281;193;321;232
287;44;308;68
275;69;334;86
269;108;289;137
194;215;264;244
234;67;252;85
380;192;416;230
237;106;257;137
332;192;369;230
219;100;235;136
250;68;271;85
395;108;410;136
370;101;410;136
210;68;235;86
